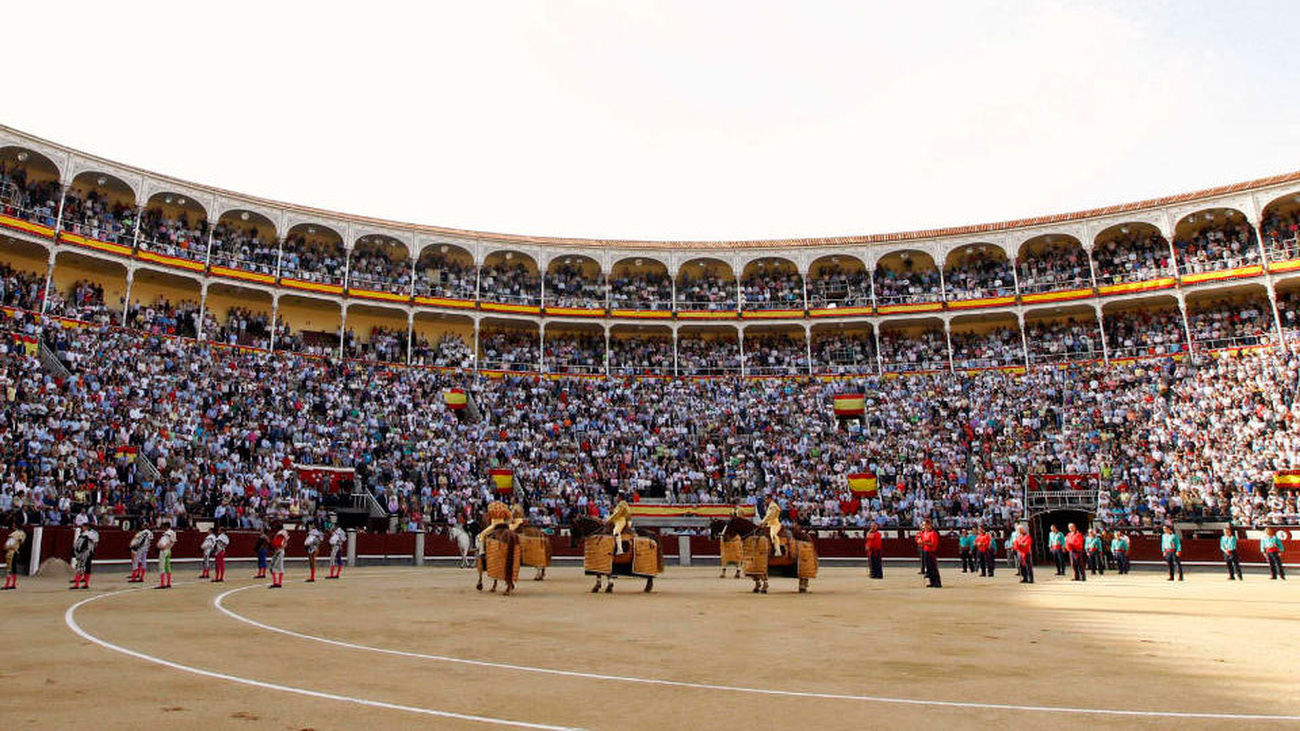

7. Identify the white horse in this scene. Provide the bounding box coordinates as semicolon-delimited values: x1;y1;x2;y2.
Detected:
449;524;474;568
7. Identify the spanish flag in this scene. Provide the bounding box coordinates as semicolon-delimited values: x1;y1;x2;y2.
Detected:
12;333;38;356
847;472;878;495
833;393;865;416
444;388;468;410
115;445;139;463
1274;470;1300;489
490;468;514;493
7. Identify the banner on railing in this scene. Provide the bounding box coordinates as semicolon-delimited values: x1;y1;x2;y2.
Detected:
295;464;355;494
627;504;756;518
1027;473;1098;491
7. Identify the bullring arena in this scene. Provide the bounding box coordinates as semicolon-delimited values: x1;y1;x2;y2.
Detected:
4;32;1300;727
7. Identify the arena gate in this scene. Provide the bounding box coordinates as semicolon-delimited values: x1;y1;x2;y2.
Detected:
1025;473;1099;563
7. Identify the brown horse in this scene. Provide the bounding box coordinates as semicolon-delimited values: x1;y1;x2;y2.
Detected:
715;516;817;593
569;515;662;593
515;523;552;581
708;518;745;578
476;524;521;595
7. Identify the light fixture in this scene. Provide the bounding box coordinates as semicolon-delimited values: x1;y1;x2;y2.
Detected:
1120;226;1130;234
164;196;173;204
308;227;316;234
1204;212;1214;221
240;212;250;221
634;258;642;266
177;198;185;205
96;176;107;186
440;245;449;254
505;252;514;260
16;151;28;162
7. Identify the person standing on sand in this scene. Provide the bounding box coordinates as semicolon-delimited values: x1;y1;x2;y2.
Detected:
917;520;941;588
1161;524;1183;582
1220;527;1243;581
865;523;884;580
1048;525;1067;576
1013;524;1034;584
1065;523;1086;582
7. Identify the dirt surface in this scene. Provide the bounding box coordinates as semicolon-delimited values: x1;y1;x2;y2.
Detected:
2;564;1298;730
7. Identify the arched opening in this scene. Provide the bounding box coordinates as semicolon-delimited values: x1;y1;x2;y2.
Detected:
63;171;137;247
1092;223;1173;286
411;312;474;367
1024;306;1103;365
950;314;1024;370
139;192;209;267
124;268;203;338
811;322;877;375
47;250;125;323
479;250;541;307
874;250;941;307
1017;234;1091;295
743;325;807;376
1102;296;1187;360
609;257;672;312
349;235;411;296
414;243;476;301
1260;191;1300;264
211;209;279;276
479;318;540;372
0;146;61;230
281;224;346;288
678;325;740;375
878;318;948;373
807;255;870;310
1172;208;1258;277
676;257;737;311
544;322;605;374
609;324;672;376
943;244;1015;301
0;237;52;311
277;295;342;355
344;303;409;362
545;255;605;310
1185;285;1275;352
740;257;803;311
1276;279;1300;341
204;282;274;349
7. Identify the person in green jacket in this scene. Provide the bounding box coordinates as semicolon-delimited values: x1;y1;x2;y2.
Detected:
1161;524;1183;581
1220;527;1243;581
1261;527;1286;580
1048;525;1067;576
1110;533;1130;574
958;530;976;573
1085;529;1105;575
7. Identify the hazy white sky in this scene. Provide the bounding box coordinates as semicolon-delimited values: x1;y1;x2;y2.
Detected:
4;1;1297;241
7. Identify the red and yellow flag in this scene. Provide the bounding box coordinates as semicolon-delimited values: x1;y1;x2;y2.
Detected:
444;388;468;410
490;469;514;493
1274;470;1300;489
833;393;865;416
848;472;878;495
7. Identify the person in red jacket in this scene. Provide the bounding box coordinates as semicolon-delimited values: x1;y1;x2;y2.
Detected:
1065;523;1086;581
865;523;884;580
1013;524;1034;584
974;527;995;577
917;520;941;588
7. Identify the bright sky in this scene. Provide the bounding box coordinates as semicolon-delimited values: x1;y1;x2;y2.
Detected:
4;1;1298;241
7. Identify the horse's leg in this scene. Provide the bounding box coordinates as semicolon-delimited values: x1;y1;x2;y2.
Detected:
643;576;654;593
476;562;483;591
798;578;809;593
734;567;741;579
719;565;726;579
605;574;615;593
760;577;769;594
490;579;498;593
591;575;602;593
752;576;761;593
503;578;514;596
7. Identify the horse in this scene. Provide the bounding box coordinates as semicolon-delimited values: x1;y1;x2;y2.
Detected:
449;523;475;569
475;524;522;595
514;523;552;581
715;516;817;593
707;518;745;578
569;515;662;593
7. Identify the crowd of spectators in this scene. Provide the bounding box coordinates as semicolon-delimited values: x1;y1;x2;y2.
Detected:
0;166;60;227
348;243;411;293
0;264;45;311
411;332;474;368
874;262;943;304
812;331;878;374
743;333;808;375
807;263;872;308
209;223;278;275
1173;221;1260;275
138;209;208;263
414;256;476;300
1093;231;1174;284
1104;308;1188;359
609;335;674;375
480;261;541;306
950;326;1024;369
45;280;109;323
4;302;1300;535
1262;208;1300;261
1187;299;1274;350
677;266;737;310
609;269;673;310
1026;317;1102;364
879;328;949;372
281;236;346;285
61;188;135;246
1017;241;1093;294
943;250;1016;300
543;331;605;373
545;261;605;309
479;330;539;370
677;335;741;375
209;307;273;350
741;266;804;310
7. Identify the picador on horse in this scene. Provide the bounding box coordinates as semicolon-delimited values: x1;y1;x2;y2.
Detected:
476;501;522;595
569;499;664;593
710;498;818;593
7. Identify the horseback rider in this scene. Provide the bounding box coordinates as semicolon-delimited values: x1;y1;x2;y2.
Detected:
509;503;527;532
609;499;632;555
761;499;784;556
478;501;512;546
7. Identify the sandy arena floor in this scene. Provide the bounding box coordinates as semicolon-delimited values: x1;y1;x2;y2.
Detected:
2;563;1298;730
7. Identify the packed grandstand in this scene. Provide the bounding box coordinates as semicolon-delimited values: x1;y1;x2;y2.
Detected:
2;127;1300;536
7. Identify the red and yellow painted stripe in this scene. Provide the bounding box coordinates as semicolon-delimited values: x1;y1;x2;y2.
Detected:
544;306;606;318
481;301;542;315
349;287;411;304
136;249;205;272
1021;288;1095;305
627;504;756;518
946;295;1017;310
1180;264;1263;285
414;295;475;309
1097;277;1176;296
876;301;943;315
209;265;277;285
610;309;672;319
282;278;345;295
1269;259;1300;274
0;213;55;239
741;308;806;319
678;310;740;320
809;305;874;318
58;231;132;257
